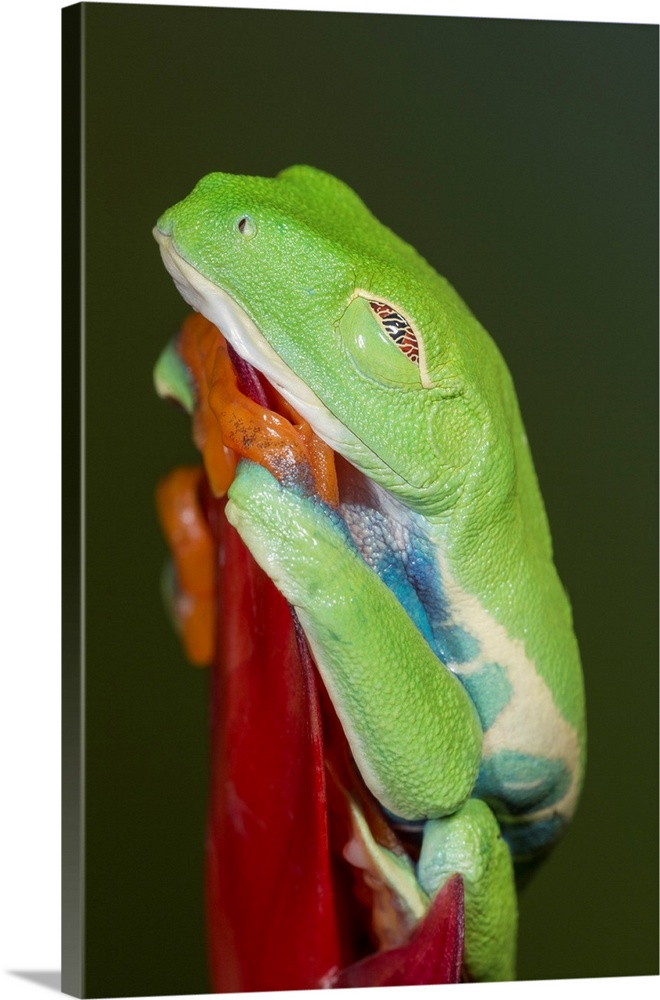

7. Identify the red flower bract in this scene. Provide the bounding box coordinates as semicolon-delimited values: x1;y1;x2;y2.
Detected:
200;486;465;992
203;488;343;990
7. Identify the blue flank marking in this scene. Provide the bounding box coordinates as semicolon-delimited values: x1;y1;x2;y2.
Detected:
404;541;448;627
459;662;513;731
500;813;566;858
357;505;486;671
436;624;480;666
377;552;440;652
396;528;483;670
340;503;447;656
475;749;571;816
473;750;572;856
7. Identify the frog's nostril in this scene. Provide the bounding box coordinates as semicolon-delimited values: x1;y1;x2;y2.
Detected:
236;214;257;239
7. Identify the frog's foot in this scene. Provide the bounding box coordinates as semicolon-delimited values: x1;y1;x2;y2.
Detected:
418;798;517;982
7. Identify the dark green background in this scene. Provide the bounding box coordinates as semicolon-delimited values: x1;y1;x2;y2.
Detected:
68;3;658;995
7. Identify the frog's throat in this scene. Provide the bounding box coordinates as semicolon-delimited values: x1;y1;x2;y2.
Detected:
155;228;359;459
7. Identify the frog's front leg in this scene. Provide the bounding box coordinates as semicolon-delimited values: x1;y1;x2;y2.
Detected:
226;459;483;822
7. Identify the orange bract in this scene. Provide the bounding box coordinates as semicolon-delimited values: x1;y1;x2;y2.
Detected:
176;312;339;507
155;465;215;666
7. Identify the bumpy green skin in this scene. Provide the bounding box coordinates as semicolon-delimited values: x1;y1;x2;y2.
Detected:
419;799;517;982
154;166;586;982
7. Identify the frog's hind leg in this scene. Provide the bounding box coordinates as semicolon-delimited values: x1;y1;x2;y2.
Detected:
417;798;517;982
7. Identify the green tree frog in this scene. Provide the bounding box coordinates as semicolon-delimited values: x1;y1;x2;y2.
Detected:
153;166;586;982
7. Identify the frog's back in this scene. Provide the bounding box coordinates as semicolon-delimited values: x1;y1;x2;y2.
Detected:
421;309;586;859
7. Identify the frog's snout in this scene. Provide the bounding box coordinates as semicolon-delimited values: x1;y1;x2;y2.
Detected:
153;223;170;246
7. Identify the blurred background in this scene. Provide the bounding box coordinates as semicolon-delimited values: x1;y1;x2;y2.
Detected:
68;4;657;995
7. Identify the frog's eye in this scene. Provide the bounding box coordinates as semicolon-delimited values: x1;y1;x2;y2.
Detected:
368;299;420;365
236;214;257;240
338;293;432;388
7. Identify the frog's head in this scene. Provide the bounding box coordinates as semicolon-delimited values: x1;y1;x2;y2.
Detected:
155;167;509;517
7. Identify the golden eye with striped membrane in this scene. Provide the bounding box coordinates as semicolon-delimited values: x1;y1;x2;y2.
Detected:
367;299;421;365
338;292;430;388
